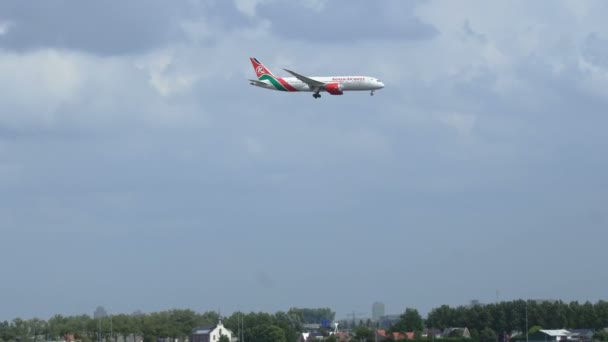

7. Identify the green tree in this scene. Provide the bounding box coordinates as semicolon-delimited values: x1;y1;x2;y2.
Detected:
393;308;423;332
479;327;497;342
48;315;68;340
426;305;453;330
12;318;28;342
353;326;373;341
448;329;465;338
246;324;286;342
112;314;135;342
273;311;302;342
490;304;507;334
0;321;13;342
25;318;48;342
218;335;230;342
593;330;608;342
287;308;334;324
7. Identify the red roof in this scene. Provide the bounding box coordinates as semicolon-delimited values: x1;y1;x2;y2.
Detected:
376;329;415;340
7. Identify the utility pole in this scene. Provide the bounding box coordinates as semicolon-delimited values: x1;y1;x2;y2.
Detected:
239;312;244;342
348;311;366;327
525;302;529;342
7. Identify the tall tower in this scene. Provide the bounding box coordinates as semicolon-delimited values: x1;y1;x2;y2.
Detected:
372;301;385;321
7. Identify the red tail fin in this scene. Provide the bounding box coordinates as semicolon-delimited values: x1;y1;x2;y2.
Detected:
250;57;275;79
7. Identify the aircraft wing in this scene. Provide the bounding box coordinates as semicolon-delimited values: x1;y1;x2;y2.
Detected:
283;69;326;89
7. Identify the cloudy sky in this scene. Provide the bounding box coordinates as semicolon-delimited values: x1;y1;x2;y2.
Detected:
1;0;607;321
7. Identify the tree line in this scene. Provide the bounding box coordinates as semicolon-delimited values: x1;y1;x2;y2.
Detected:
1;301;607;342
0;309;220;342
425;300;608;334
391;300;608;342
0;307;334;342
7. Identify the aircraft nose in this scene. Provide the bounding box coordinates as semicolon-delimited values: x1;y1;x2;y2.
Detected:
378;81;385;89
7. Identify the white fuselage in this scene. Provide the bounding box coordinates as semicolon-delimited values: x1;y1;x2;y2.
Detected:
256;76;385;92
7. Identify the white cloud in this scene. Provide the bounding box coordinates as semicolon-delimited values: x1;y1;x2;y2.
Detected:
0;50;83;124
233;0;326;17
0;21;11;35
299;0;327;11
180;19;214;43
577;56;608;98
0;47;210;132
135;50;199;97
234;0;269;17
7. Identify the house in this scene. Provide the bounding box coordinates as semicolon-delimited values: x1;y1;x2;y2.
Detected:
567;329;594;341
443;328;471;338
375;329;414;341
423;328;443;339
527;329;571;341
300;331;325;341
303;324;322;331
191;320;234;342
115;334;144;342
333;331;352;341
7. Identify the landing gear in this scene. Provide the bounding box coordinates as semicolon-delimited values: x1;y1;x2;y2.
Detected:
313;93;321;99
370;90;375;96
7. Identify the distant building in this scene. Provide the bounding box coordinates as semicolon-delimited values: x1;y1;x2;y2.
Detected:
300;331;324;341
191;320;234;342
94;306;108;319
372;302;385;321
528;299;559;305
423;328;444;339
378;315;400;329
302;323;321;331
469;300;483;307
526;329;571;341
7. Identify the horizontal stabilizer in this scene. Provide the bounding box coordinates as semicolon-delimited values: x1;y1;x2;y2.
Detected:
249;79;267;86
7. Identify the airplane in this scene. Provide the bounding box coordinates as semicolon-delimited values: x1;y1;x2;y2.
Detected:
248;57;384;99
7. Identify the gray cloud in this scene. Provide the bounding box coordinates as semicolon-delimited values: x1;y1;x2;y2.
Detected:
582;33;608;69
0;1;189;55
463;20;486;43
257;0;438;43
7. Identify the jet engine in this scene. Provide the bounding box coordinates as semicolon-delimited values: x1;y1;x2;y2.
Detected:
324;82;344;95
